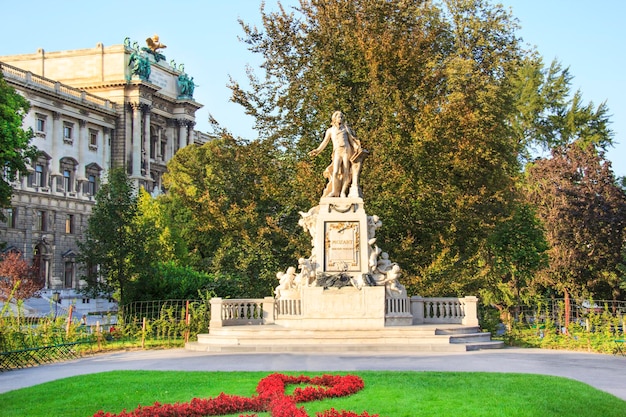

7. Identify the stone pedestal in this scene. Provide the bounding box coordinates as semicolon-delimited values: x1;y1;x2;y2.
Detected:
275;286;386;329
312;197;370;281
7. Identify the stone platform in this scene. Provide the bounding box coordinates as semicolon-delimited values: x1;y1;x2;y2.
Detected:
187;293;503;353
186;324;503;353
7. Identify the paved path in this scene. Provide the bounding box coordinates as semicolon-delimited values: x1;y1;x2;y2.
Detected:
1;348;625;400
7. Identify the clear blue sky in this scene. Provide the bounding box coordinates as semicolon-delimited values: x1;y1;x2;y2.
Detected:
1;1;624;177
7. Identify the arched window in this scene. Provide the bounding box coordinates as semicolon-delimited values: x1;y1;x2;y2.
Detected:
33;242;50;288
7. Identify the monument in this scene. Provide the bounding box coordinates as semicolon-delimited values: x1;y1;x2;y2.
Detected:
190;111;499;352
272;111;410;329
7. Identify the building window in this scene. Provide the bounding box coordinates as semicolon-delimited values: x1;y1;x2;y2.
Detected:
64;261;74;288
5;208;16;228
33;243;49;288
59;158;77;193
36;211;47;231
34;113;47;138
65;214;74;234
63;170;72;192
87;174;97;195
28;155;49;189
35;165;44;187
89;129;98;150
63;122;74;144
84;163;101;196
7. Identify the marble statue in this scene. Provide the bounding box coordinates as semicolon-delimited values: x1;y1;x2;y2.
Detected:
297;257;316;287
367;214;382;245
275;266;297;298
309;111;367;198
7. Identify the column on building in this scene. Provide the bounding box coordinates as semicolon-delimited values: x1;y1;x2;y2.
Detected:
50;111;63;191
102;127;111;181
131;102;142;179
124;103;134;177
186;121;196;146
156;125;163;161
166;119;177;159
142;104;151;182
77;119;88;195
177;119;187;150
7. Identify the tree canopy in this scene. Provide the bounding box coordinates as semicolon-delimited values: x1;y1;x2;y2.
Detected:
162;136;309;297
524;142;626;301
227;0;526;296
0;71;37;220
77;168;149;304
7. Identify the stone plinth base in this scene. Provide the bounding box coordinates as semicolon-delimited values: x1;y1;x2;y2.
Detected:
275;286;386;330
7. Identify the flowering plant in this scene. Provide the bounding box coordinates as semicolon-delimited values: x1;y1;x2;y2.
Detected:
93;373;379;417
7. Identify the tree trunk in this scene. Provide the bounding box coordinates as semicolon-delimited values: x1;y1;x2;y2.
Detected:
563;289;570;335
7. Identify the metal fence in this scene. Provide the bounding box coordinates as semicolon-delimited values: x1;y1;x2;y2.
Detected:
117;299;211;342
517;298;626;327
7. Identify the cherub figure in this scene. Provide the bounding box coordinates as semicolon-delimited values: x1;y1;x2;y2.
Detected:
274;266;297;298
297;257;316;287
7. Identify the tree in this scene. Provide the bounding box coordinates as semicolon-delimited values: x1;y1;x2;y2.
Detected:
229;0;525;295
511;57;613;162
136;188;190;265
0;251;43;301
77;168;149;304
163;137;308;297
483;202;548;323
524;141;626;304
0;71;37;221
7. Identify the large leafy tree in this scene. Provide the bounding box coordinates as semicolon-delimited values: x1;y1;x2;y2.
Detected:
77;168;150;304
0;71;37;221
483;202;548;322
163;136;308;297
229;0;524;295
511;57;613;162
524;142;626;303
511;53;622;308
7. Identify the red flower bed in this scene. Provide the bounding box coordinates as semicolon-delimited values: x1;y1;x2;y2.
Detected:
93;373;378;417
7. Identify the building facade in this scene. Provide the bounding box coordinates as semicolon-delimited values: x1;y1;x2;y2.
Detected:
0;37;210;313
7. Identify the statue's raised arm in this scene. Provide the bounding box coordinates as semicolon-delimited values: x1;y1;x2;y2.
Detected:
309;111;367;198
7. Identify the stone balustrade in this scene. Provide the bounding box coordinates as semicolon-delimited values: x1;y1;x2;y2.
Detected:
276;298;302;316
410;296;479;326
209;297;275;328
209;295;478;328
1;62;116;111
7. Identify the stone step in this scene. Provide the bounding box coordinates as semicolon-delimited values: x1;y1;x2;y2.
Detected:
186;340;504;353
197;334;456;346
206;324;480;338
186;341;470;353
190;324;503;353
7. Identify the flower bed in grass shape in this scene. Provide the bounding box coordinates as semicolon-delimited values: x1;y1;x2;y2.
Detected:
93;373;378;417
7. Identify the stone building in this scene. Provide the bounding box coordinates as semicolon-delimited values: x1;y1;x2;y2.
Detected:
0;37;210;314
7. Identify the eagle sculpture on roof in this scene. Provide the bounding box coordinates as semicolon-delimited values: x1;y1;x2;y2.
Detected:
145;34;166;53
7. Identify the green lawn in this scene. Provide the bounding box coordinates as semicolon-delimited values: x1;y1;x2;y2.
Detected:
1;370;625;417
